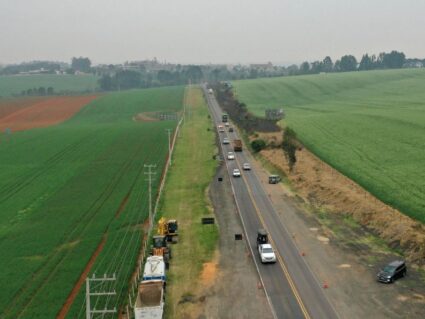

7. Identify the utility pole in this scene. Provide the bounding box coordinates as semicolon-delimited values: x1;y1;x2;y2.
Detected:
165;129;172;166
85;273;116;319
144;164;156;231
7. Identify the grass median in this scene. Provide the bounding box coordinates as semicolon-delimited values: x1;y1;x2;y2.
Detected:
158;86;218;318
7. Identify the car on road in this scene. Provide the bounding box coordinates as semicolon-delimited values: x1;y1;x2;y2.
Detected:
227;152;235;160
232;168;241;177
377;260;407;283
225;122;230;127
258;243;276;264
218;125;225;132
223;137;230;144
228;126;234;132
243;162;251;170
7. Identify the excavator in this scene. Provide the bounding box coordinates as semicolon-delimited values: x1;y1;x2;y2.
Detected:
157;217;179;243
150;218;179;269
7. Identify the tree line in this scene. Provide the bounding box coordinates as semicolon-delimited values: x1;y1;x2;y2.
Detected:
294;50;409;75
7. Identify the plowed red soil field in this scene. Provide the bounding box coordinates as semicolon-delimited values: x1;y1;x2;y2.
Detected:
0;95;98;132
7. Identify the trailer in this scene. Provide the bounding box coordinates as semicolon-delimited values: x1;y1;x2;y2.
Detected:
134;280;164;319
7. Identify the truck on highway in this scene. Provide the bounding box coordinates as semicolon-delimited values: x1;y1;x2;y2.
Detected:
222;113;228;123
134;280;164;319
233;139;242;152
143;256;166;281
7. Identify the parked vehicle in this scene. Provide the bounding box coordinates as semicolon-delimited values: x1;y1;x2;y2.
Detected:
258;243;276;263
268;175;281;184
157;217;179;243
143;256;166;281
150;235;171;269
223;137;230;144
233;168;241;177
377;260;407;283
243;162;251;170
233;139;242;152
134;280;164;319
227;151;235;160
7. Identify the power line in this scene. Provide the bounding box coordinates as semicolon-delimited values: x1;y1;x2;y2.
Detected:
85;274;116;319
144;164;156;232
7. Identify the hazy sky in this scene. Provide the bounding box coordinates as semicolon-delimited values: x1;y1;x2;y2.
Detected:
0;0;424;65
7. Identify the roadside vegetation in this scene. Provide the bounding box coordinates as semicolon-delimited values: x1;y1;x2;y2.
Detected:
0;86;184;318
234;68;425;223
158;86;218;318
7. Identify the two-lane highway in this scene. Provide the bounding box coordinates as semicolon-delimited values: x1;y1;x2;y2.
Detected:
203;86;339;319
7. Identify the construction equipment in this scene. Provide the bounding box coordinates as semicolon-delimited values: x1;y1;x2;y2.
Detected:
157;217;179;243
151;235;171;269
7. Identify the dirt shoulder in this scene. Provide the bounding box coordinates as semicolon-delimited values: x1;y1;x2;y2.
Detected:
249;137;425;318
200;164;274;319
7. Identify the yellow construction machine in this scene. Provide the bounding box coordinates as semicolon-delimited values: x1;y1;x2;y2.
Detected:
157;217;179;243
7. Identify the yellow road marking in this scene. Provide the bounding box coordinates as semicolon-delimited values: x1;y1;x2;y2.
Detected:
235;157;311;319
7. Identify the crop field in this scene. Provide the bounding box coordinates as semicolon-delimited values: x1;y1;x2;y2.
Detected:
0;74;99;97
233;69;425;222
0;86;184;318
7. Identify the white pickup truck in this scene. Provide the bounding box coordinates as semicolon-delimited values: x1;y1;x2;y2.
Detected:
258;243;277;264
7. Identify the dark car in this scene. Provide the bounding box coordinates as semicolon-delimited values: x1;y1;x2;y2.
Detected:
377;260;407;283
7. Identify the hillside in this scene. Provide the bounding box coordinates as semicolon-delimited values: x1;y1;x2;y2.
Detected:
233;69;425;222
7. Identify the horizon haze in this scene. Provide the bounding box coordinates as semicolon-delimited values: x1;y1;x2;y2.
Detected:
1;0;424;65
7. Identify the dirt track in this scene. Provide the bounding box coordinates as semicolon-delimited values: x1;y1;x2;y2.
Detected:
0;95;98;132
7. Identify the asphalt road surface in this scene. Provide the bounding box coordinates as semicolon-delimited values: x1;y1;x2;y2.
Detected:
203;86;339;319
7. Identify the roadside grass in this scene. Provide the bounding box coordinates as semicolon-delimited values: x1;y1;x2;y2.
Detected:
233;68;425;223
158;86;218;318
0;87;184;318
0;74;99;97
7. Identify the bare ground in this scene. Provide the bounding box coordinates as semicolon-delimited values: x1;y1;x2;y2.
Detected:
198;164;274;319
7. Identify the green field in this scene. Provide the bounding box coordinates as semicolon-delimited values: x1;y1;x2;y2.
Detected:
0;86;184;318
0;74;99;97
233;69;425;223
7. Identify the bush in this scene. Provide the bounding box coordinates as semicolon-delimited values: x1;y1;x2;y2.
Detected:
251;139;266;153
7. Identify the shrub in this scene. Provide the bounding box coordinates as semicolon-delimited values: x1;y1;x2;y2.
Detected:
251;139;266;152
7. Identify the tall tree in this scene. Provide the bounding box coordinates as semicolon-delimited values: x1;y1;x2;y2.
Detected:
71;57;92;72
339;55;358;72
359;54;373;70
382;51;406;69
300;61;310;74
322;56;333;72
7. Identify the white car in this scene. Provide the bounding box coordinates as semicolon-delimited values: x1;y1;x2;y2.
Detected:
223;137;230;145
227;152;235;160
258;244;276;263
225;122;230;127
218;125;225;132
242;162;251;170
232;168;241;177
